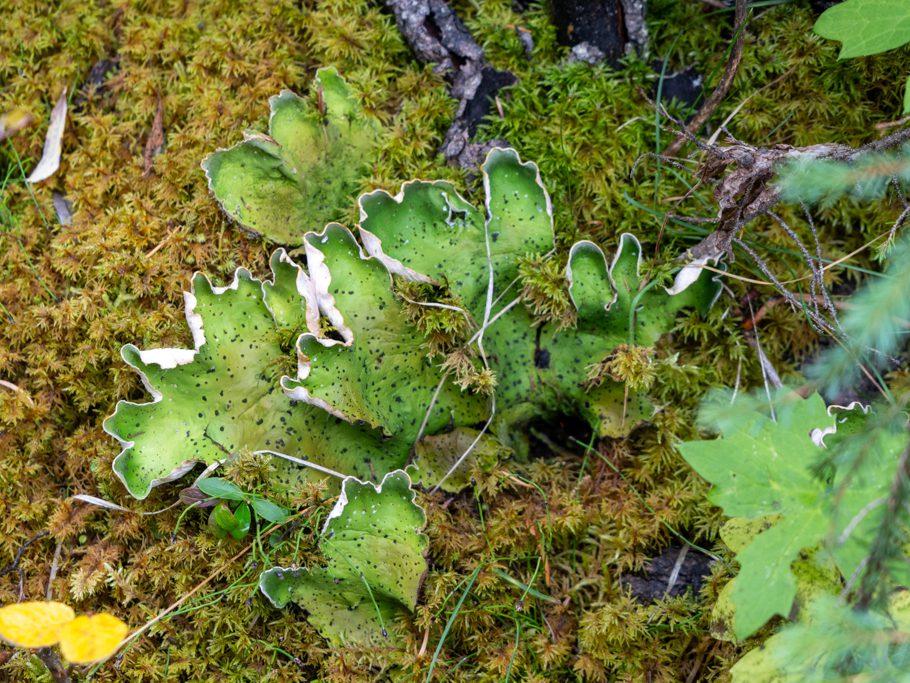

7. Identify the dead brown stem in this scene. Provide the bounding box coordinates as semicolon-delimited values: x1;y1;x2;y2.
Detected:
664;0;747;156
36;648;70;683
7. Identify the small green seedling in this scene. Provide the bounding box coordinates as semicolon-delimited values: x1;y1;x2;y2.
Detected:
208;501;252;541
198;477;290;540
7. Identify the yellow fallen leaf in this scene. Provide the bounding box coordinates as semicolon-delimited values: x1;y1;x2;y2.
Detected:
0;601;75;648
0;108;32;142
58;613;129;664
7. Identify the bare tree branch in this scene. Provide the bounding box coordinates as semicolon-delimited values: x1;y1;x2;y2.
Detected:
664;0;747;156
386;0;516;168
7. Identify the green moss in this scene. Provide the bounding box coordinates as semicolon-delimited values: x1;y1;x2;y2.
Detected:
2;0;908;680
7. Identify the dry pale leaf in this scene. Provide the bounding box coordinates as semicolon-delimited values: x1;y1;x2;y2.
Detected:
27;88;68;184
143;95;165;177
52;191;73;225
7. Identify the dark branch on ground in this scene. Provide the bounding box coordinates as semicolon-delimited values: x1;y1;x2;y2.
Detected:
550;0;648;66
386;0;517;168
664;0;747;156
0;530;50;597
680;125;910;263
36;648;71;683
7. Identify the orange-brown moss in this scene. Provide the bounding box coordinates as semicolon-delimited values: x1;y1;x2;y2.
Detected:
1;0;907;680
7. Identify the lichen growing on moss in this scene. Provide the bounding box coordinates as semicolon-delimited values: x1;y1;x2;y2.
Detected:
2;0;909;680
203;67;383;245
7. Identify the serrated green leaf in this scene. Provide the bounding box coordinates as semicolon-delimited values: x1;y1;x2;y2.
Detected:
197;477;246;502
684;395;832;518
259;470;427;645
679;393;910;639
711;544;840;643
104;249;406;499
203;67;382;245
814;0;910;59
679;394;832;639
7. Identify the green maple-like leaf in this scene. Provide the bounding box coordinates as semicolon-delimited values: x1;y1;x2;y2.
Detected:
356;148;720;444
259;470;427;645
814;0;910;59
709;517;841;643
203;67;382;245
731;592;910;682
679;394;909;640
104;250;405;499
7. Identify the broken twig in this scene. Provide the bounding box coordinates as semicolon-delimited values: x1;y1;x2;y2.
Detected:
665;0;747;156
